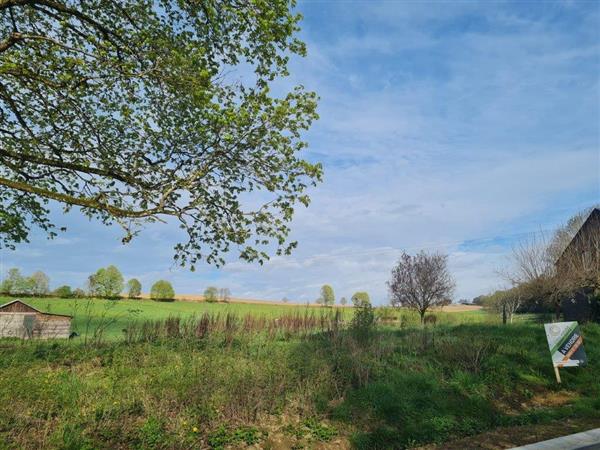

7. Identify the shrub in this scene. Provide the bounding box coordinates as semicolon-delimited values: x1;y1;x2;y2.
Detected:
351;291;370;305
73;288;87;298
376;307;398;321
53;285;73;298
204;286;218;302
351;292;375;340
150;280;175;301
126;278;142;299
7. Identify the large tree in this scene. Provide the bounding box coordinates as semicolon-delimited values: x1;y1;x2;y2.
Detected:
150;279;175;301
388;251;455;324
319;284;334;307
30;270;50;296
126;278;142;299
0;1;321;268
88;265;124;298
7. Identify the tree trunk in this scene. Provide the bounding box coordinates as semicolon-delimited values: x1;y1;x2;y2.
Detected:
502;303;507;325
420;310;426;325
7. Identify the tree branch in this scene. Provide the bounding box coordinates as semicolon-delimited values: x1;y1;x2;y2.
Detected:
0;149;154;189
0;175;169;218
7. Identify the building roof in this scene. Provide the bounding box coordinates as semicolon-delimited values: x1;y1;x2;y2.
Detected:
0;299;73;318
556;207;600;265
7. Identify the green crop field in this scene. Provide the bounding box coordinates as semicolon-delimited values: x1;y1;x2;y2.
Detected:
1;297;351;340
0;298;598;449
0;296;491;340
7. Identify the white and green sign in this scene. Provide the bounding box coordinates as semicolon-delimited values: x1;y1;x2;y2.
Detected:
544;321;587;369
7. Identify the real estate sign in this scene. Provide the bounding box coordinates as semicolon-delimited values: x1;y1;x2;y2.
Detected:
544;321;587;368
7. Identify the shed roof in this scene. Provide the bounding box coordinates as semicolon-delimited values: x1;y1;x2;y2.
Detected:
0;299;73;318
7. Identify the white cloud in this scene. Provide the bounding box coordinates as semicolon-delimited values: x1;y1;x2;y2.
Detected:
7;1;599;304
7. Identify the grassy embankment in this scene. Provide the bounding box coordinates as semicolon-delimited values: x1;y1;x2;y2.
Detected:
0;299;598;449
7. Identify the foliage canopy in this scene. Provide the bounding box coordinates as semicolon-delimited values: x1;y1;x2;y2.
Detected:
88;265;124;298
0;0;321;269
150;280;175;301
126;278;142;299
320;284;335;307
0;267;49;295
204;286;219;303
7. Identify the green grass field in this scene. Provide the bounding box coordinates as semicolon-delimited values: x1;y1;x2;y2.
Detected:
2;297;350;340
1;298;597;449
1;296;492;340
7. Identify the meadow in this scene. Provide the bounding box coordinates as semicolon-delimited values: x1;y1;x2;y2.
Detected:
0;298;598;449
2;297;487;340
4;297;353;341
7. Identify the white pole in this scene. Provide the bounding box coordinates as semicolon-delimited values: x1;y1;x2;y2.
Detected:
554;366;561;384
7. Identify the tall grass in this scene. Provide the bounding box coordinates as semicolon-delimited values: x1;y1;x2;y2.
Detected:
122;309;344;344
0;302;600;449
0;307;597;449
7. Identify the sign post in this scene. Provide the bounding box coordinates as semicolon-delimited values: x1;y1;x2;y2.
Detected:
544;322;587;384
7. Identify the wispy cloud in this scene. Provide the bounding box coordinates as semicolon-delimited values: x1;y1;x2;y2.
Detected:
6;0;599;303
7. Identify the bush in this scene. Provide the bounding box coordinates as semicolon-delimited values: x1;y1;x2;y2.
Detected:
53;285;73;298
376;307;398;321
73;288;87;298
126;278;142;299
351;292;375;340
150;280;175;302
351;291;370;305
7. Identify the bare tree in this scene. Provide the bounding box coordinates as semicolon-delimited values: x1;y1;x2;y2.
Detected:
483;288;523;324
388;251;455;324
554;209;600;295
506;233;554;285
499;231;559;316
503;290;523;324
504;207;600;319
218;288;231;303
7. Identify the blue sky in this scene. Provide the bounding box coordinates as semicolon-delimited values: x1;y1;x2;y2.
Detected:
3;0;599;304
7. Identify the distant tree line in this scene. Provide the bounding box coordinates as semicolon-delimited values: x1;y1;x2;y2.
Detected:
0;265;176;302
0;268;50;297
202;286;231;303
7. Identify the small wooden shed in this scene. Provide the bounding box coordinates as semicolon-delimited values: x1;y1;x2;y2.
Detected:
0;300;72;339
